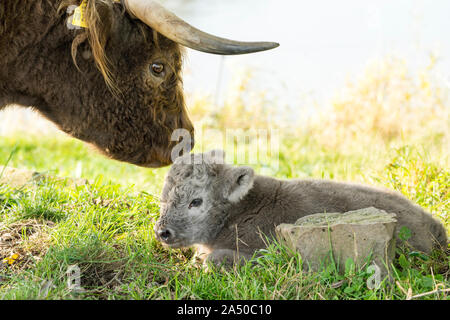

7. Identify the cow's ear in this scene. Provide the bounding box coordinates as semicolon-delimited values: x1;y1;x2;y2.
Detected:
224;166;254;203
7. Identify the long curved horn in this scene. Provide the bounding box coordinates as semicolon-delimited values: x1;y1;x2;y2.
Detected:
122;0;279;55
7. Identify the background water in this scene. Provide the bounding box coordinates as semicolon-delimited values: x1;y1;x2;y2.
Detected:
164;0;450;110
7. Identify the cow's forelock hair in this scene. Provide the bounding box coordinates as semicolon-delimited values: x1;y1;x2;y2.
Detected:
59;0;122;94
64;1;190;141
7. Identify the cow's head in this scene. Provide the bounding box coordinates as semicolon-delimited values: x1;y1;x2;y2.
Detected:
16;0;278;167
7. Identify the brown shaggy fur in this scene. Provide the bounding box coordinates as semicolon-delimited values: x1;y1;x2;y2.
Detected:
0;0;194;167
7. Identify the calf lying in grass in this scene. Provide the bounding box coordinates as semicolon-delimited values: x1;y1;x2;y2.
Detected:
154;150;447;267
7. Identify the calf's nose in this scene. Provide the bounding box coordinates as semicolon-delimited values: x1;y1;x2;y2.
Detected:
158;228;173;242
154;224;175;243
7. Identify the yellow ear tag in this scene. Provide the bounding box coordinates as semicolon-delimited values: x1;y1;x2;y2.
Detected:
69;0;122;29
71;0;89;29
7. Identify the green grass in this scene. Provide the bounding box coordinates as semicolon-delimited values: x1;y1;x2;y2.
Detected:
0;136;168;196
0;55;449;300
0;134;448;300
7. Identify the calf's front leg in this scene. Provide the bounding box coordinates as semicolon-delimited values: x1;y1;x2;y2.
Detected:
205;249;255;269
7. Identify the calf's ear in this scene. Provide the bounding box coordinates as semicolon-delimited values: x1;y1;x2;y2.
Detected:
225;167;255;203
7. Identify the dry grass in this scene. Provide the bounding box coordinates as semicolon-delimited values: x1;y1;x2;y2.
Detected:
0;219;54;272
189;55;449;162
311;55;449;154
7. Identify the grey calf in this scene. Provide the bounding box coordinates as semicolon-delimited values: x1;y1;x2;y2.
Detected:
155;150;447;266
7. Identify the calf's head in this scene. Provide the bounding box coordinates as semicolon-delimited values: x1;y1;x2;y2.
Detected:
155;150;255;248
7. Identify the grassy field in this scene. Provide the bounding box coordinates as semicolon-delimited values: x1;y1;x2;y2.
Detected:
0;56;449;300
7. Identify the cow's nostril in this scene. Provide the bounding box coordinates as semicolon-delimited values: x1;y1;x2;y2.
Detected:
158;229;172;242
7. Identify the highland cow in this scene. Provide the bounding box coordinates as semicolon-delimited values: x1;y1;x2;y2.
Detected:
0;0;278;167
154;150;447;267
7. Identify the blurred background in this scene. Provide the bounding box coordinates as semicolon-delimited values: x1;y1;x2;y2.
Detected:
0;1;449;224
173;0;450;115
2;0;449;132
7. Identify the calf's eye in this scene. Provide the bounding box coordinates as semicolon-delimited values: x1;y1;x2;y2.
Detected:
189;198;203;209
151;63;164;76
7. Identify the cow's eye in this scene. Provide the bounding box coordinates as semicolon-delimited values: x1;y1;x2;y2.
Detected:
189;198;203;209
151;63;165;76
